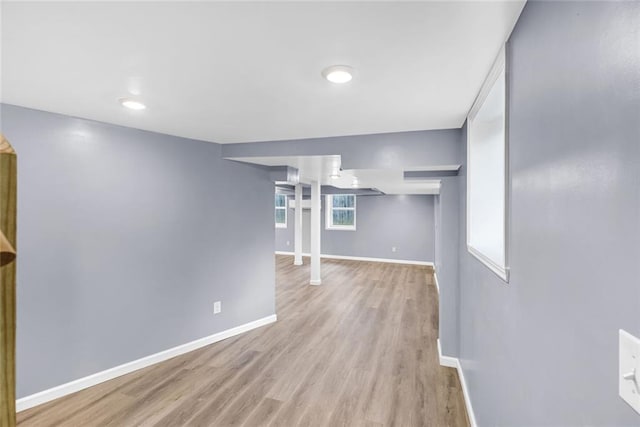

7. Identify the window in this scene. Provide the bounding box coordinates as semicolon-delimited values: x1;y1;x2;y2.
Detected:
275;194;287;228
467;48;509;282
326;194;356;230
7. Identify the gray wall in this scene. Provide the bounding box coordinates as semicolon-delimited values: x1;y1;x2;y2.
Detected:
0;104;276;398
275;195;435;263
433;178;460;357
456;1;640;425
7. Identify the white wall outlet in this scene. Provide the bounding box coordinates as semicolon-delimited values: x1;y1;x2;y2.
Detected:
391;246;397;253
213;301;222;314
619;329;640;414
286;240;290;246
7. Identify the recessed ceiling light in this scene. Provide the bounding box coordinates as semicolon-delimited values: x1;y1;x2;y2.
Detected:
119;98;146;110
322;65;353;84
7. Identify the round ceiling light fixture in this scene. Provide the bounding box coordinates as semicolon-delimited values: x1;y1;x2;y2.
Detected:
119;98;146;110
322;65;354;84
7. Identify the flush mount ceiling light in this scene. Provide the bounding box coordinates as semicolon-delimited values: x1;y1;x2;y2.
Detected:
322;65;354;84
119;98;146;110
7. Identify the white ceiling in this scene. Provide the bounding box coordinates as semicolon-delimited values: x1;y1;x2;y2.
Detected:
1;1;525;144
227;155;443;195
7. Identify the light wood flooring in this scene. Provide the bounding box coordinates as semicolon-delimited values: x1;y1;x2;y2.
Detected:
18;255;469;426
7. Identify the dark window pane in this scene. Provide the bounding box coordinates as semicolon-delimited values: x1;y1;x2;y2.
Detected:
332;195;355;208
275;209;286;224
275;194;286;207
332;209;354;226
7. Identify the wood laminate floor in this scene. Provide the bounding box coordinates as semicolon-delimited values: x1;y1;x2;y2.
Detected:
18;256;469;427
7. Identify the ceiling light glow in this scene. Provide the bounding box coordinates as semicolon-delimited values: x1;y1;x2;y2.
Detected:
119;98;146;110
322;65;354;84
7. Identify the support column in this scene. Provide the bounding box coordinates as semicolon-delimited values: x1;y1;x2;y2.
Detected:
310;180;321;285
293;184;303;266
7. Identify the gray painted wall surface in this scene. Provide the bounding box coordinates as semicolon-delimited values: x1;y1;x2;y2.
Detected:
434;177;460;357
275;195;435;263
1;104;276;398
456;2;640;424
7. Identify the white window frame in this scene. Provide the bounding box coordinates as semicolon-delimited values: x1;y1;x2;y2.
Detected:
466;47;510;283
275;194;287;229
325;194;356;231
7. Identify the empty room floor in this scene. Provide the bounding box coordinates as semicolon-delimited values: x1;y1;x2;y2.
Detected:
17;256;469;426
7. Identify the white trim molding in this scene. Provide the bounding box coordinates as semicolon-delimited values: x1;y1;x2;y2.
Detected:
433;271;440;295
467;245;510;282
16;314;277;412
437;338;457;368
466;45;510;285
275;251;434;267
275;193;287;228
325;194;357;231
437;338;478;427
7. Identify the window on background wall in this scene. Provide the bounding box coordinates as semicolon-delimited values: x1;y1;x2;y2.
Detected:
467;48;509;282
326;194;356;230
275;194;287;228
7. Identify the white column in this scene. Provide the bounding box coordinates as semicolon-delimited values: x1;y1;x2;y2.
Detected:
293;183;303;266
310;180;322;285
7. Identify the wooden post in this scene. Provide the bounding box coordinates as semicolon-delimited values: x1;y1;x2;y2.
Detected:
0;134;17;427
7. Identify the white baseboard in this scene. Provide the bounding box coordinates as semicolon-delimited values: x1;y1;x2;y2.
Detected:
16;314;277;412
437;338;457;368
433;271;440;295
437;338;478;427
275;251;434;267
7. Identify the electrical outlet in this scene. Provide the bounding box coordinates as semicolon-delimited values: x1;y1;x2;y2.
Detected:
619;329;640;414
214;301;222;314
391;246;397;253
286;240;290;246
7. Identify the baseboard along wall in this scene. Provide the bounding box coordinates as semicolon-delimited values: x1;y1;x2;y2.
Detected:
274;251;434;267
437;338;478;427
16;314;277;412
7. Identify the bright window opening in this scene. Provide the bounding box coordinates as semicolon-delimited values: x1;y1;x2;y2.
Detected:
275;194;287;228
467;48;509;282
326;194;356;230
